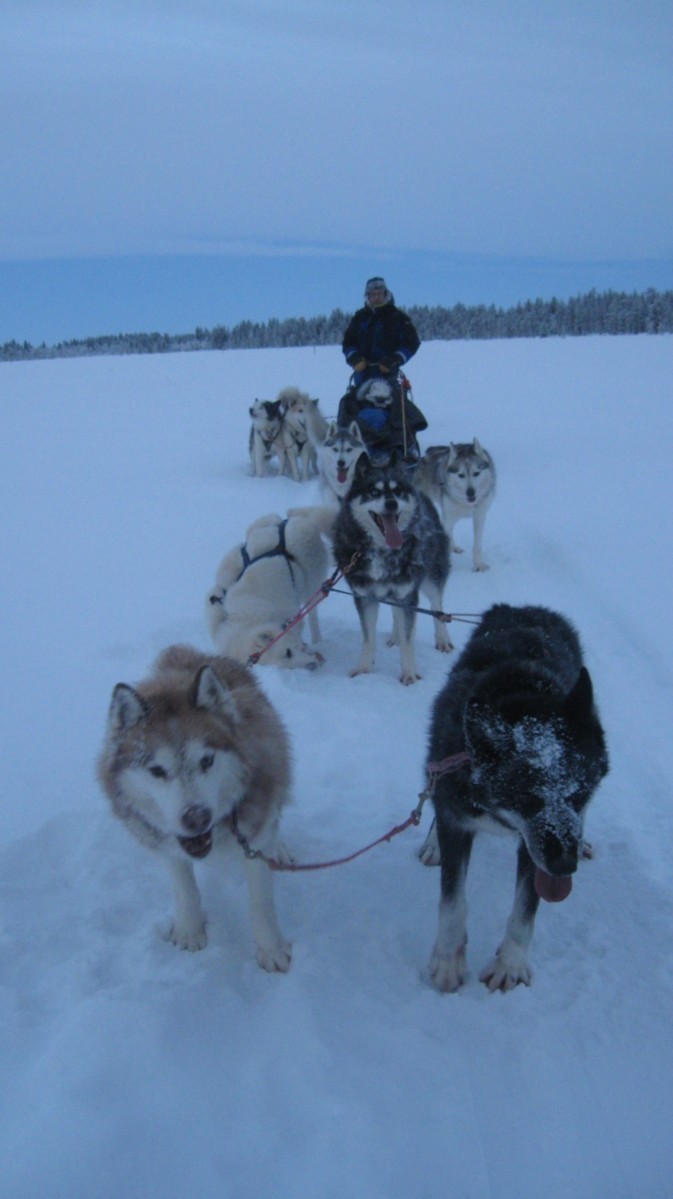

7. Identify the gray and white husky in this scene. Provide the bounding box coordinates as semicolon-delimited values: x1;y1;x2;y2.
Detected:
319;421;370;506
98;645;293;972
422;604;608;992
418;440;496;571
305;404;369;507
333;456;452;684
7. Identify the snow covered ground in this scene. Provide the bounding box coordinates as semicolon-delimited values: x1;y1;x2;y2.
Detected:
1;334;672;1199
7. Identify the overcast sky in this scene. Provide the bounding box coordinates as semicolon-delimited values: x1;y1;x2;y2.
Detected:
1;1;671;342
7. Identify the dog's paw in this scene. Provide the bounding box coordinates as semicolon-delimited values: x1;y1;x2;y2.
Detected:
434;634;454;653
256;938;292;973
429;948;466;993
480;945;532;992
451;543;465;554
472;561;490;572
168;921;207;952
400;671;421;685
272;840;295;867
349;664;373;678
417;823;441;867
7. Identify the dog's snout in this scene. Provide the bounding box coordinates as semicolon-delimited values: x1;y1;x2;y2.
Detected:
384;497;398;513
181;804;213;834
542;832;578;877
466;487;476;502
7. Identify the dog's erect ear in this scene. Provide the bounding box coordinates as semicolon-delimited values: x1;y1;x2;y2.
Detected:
349;421;365;444
108;684;149;738
473;438;483;454
565;666;594;726
354;452;374;482
325;419;338;437
193;666;238;723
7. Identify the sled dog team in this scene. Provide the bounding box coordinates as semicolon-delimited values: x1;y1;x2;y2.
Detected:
99;384;609;993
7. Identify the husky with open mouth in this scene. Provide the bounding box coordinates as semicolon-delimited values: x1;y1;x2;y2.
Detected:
333;456;452;684
97;645;293;973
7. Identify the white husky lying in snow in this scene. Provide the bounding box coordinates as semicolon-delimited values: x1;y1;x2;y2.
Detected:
206;506;335;669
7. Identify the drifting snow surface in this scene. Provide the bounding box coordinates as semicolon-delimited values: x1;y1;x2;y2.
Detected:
2;336;672;1199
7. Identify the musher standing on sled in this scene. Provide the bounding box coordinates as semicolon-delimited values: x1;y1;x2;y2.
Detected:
338;276;428;465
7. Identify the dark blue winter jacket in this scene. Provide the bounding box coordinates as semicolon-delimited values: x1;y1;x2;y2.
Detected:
342;301;420;384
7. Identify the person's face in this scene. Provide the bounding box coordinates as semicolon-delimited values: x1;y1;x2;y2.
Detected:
367;287;387;305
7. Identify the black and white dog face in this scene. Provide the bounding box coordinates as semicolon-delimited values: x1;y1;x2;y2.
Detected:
347;457;417;550
463;666;607;900
249;399;282;429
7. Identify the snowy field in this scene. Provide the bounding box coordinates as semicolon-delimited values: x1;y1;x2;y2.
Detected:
1;335;672;1198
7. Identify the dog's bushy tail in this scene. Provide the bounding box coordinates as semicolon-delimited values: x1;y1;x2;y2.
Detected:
304;400;329;448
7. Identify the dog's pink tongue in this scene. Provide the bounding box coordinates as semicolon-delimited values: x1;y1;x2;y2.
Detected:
337;467;348;483
382;513;403;549
535;869;573;903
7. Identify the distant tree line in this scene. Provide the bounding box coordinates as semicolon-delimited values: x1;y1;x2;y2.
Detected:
2;287;671;363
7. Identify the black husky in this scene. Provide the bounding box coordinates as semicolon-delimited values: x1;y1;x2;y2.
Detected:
422;604;608;992
333;457;451;685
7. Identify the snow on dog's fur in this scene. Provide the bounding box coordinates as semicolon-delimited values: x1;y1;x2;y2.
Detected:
418;439;496;571
97;644;293;972
206;507;334;669
422;604;608;992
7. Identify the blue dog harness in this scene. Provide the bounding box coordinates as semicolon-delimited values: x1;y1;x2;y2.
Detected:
208;519;296;609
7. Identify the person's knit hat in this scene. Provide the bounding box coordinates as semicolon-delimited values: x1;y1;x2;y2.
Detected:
364;277;392;305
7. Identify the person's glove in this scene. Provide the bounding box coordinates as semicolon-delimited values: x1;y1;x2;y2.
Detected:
347;353;367;372
378;354;402;374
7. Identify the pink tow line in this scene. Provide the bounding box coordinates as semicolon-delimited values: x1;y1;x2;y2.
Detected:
230;751;472;873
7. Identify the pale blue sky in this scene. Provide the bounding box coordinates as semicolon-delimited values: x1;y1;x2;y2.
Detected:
1;0;671;343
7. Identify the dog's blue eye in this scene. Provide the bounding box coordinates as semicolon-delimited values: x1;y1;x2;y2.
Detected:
149;764;167;780
199;753;215;772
